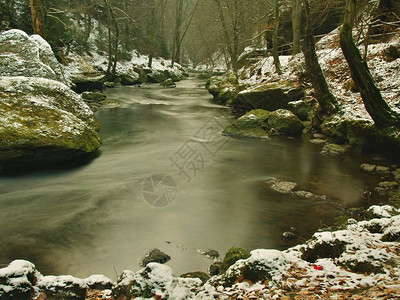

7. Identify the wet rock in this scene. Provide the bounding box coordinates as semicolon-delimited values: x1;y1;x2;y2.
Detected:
221;247;250;272
236;82;304;111
133;67;148;84
147;70;166;83
206;73;238;105
375;181;399;196
376;165;391;175
222;109;269;138
360;163;377;172
73;75;105;93
294;190;327;200
180;272;210;284
160;78;176;88
321;143;350;156
209;261;222;276
266;178;297;194
204;249;219;259
313;133;325;139
282;231;297;239
267;109;304;136
140;249;171;267
120;73;139;85
81;91;107;102
0;77;101;171
309;138;327;144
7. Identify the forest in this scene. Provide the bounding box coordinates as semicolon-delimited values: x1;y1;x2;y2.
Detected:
1;0;400;299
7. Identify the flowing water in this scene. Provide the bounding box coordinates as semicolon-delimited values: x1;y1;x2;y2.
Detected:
0;78;380;279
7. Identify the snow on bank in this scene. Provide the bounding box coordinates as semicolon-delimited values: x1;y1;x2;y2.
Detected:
0;205;399;299
239;29;400;122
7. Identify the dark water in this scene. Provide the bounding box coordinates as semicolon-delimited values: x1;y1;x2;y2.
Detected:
0;78;379;278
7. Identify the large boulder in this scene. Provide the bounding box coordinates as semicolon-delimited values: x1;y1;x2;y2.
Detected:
236;82;304;111
0;29;68;86
147;70;166;83
223;109;270;137
0;76;101;171
267;109;304;136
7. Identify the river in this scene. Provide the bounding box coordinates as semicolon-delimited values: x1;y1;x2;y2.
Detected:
0;78;378;279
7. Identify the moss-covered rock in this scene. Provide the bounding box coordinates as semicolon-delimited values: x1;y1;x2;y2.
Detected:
206;73;238;104
235;81;304;111
133;67;148;84
160;78;176;88
180;272;210;284
222;109;270;137
321;143;350;156
0;76;101;171
221;247;250;272
120;73;139;85
267;109;304;136
288;100;313;121
147;70;166;83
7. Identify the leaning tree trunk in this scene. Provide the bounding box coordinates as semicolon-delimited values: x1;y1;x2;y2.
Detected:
273;0;282;74
340;0;400;128
29;0;46;37
302;0;339;115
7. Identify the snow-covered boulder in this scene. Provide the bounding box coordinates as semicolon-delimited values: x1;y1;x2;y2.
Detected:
0;260;38;299
0;29;69;86
0;76;101;171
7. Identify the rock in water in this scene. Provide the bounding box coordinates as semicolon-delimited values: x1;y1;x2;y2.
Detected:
267;109;304;136
140;249;171;267
0;77;101;171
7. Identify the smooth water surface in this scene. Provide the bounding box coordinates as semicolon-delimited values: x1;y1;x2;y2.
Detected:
0;78;376;278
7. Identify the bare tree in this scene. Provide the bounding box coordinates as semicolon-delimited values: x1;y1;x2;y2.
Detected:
302;0;339;115
340;0;400;127
273;0;282;74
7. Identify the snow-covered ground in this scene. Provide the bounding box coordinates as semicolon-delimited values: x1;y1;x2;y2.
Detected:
239;28;400;123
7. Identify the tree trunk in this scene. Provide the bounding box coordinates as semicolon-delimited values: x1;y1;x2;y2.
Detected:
29;0;46;37
291;0;302;55
104;0;119;76
340;0;400;127
273;0;282;74
302;0;339;115
214;0;235;70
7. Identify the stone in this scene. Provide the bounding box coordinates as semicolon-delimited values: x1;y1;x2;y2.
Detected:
222;109;270;138
313;133;325;139
282;231;297;239
120;73;139;85
160;78;176;88
206;73;238;105
180;272;210;284
360;163;377;172
288;100;312;121
236;82;304;111
294;190;327;200
271;180;297;194
81;91;107;102
267;109;304;136
133;67;148;84
221;247;250;272
376;165;391;175
209;261;222;276
37;275;87;299
140;249;171;267
0;76;101;171
0;29;68;86
203;249;220;259
309;138;327;144
147;70;166;83
321;143;349;156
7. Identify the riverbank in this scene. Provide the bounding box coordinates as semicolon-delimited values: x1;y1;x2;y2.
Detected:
0;202;399;299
